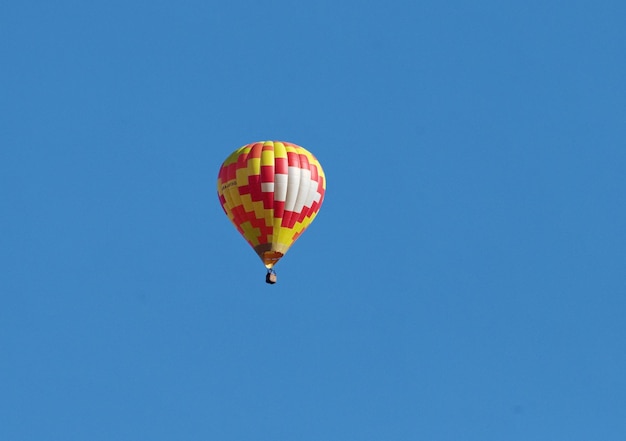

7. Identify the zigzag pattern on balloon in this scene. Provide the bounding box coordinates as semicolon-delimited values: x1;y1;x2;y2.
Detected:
217;141;326;268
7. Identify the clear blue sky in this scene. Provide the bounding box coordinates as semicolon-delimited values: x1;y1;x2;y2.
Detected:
2;1;625;439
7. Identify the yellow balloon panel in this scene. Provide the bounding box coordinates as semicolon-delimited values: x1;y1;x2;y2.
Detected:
217;141;326;268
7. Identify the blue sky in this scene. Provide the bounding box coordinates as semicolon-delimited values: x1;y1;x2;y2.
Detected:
2;0;625;439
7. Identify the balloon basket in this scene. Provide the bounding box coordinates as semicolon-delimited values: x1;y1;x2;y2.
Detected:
266;269;277;284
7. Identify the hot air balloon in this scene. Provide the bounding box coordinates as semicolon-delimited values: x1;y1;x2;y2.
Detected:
217;141;326;284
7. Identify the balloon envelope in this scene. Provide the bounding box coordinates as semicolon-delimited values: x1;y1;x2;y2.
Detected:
217;141;326;268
